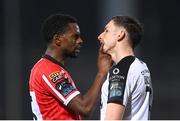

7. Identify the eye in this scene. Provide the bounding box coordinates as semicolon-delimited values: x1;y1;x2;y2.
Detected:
72;34;80;40
105;29;108;33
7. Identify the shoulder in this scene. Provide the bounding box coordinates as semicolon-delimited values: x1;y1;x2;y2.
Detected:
127;58;151;90
31;58;67;79
111;56;135;76
128;58;149;76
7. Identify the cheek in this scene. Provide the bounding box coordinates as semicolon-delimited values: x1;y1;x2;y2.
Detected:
71;39;76;44
68;39;75;45
103;33;116;45
105;33;114;42
106;40;116;50
68;41;76;50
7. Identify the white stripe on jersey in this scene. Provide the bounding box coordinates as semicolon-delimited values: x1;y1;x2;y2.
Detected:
30;91;43;120
64;91;80;105
42;74;80;106
42;74;66;102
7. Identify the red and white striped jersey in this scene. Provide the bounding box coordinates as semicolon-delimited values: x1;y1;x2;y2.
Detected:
29;55;81;120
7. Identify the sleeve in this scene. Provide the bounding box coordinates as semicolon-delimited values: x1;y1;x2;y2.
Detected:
107;66;127;106
107;57;135;106
41;69;80;106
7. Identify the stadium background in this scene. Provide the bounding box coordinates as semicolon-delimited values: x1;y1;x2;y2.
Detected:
0;0;180;119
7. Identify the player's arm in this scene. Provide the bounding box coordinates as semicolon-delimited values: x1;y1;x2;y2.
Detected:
67;72;107;117
105;103;125;120
102;56;135;120
67;44;113;117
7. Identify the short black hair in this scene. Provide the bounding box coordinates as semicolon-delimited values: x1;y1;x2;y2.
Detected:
111;16;144;49
41;13;77;45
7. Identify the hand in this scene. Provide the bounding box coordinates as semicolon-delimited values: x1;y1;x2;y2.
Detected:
97;44;113;74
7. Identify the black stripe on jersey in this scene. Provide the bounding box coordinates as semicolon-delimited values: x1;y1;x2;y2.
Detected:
107;56;135;105
146;86;152;94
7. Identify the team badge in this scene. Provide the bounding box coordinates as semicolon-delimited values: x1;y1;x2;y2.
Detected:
56;79;75;97
109;81;124;98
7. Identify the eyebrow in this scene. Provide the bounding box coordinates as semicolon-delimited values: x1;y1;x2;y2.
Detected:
72;33;81;39
104;26;107;31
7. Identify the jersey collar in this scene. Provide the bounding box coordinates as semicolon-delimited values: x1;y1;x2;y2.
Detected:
43;54;67;69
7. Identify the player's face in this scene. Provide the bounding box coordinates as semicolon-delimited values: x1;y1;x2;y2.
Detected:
98;20;119;54
62;23;83;58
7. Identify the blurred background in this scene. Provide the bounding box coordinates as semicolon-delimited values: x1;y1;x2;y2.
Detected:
0;0;180;119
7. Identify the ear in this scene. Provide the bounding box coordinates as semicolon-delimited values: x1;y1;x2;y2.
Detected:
117;29;125;42
53;34;62;46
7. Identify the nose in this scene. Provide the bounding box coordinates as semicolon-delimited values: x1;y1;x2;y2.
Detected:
80;37;83;43
78;37;83;44
98;33;103;42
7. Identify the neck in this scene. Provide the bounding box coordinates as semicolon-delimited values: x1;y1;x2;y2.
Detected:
108;44;134;64
45;46;65;65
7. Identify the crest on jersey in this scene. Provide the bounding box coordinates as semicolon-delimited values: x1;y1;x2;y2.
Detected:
49;71;66;83
109;81;124;98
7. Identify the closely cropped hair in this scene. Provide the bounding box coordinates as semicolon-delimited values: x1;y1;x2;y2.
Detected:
41;14;77;45
112;16;144;49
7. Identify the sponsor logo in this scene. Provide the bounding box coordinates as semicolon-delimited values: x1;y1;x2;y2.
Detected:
49;71;65;83
109;75;125;82
56;83;62;90
113;68;120;75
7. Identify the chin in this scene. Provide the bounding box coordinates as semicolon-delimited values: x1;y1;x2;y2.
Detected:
69;52;79;58
103;46;108;52
103;48;108;53
70;55;78;58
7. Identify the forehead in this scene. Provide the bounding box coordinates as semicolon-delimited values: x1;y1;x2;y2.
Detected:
68;23;80;34
105;20;116;29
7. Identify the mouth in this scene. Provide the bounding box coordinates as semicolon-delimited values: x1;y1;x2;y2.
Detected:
98;40;103;46
75;45;81;53
101;44;108;53
75;49;80;53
